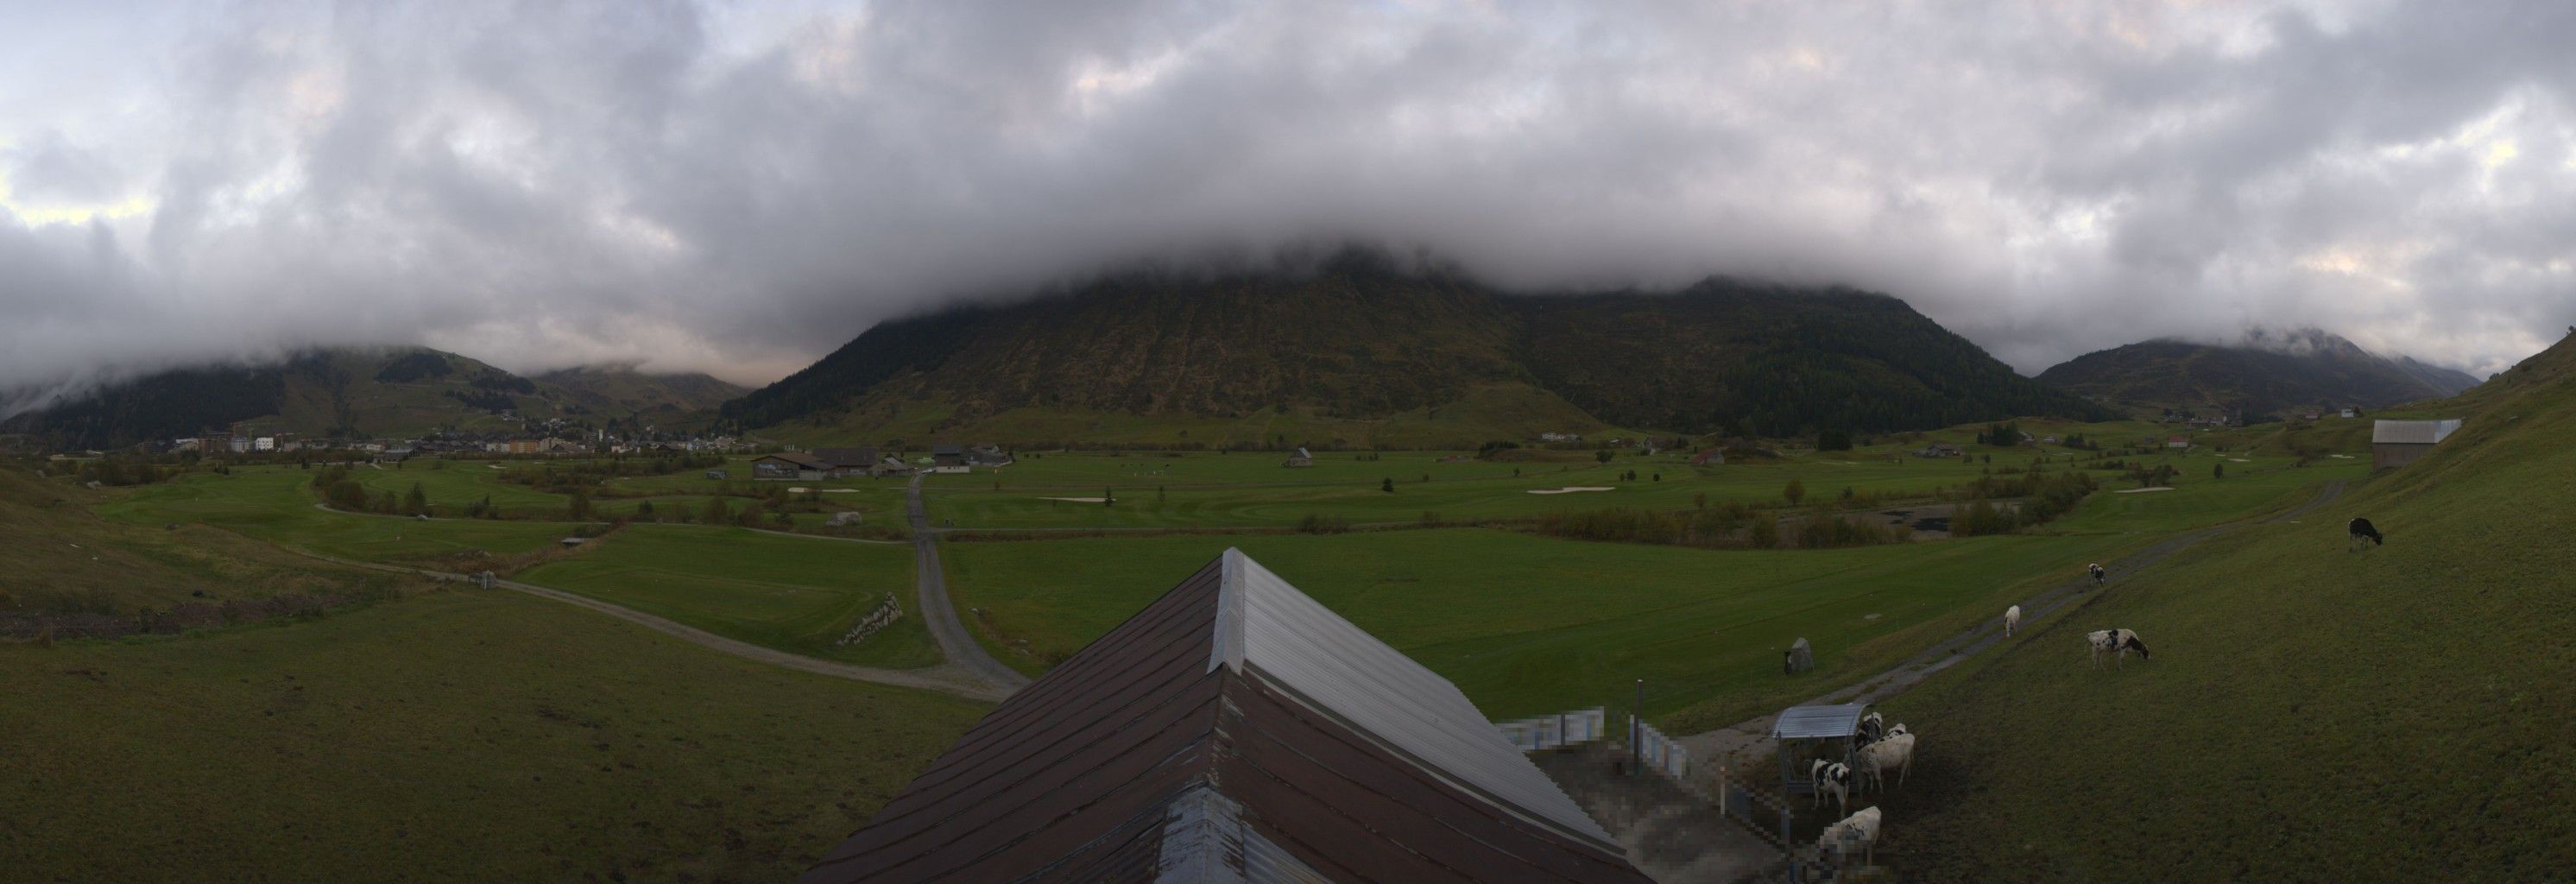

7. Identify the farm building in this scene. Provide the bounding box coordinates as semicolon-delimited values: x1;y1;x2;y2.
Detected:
929;444;966;468
1690;447;1726;466
752;451;830;481
811;446;883;477
800;549;1651;884
1911;443;1964;458
2371;419;2463;470
2166;436;2189;449
1283;445;1313;467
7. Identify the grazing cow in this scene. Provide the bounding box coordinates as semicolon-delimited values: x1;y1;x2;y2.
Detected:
2349;518;2384;551
1816;806;1883;867
2087;628;2151;668
2089;563;2107;586
1886;723;1910;739
1857;711;1885;745
2005;604;2022;637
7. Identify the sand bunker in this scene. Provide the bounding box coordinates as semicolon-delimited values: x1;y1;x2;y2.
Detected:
786;487;862;494
2330;454;2357;459
1526;486;1616;495
2113;487;2176;494
2229;458;2252;463
1039;496;1112;502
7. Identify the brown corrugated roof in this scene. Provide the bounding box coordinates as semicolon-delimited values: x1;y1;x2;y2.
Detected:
800;552;1650;884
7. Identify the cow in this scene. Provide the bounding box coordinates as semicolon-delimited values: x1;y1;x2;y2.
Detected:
2005;604;2022;637
2087;628;2151;668
2088;563;2107;586
1816;806;1883;867
1809;760;1853;818
2349;518;2383;551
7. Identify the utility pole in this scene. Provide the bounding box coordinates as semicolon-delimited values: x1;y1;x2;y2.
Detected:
1631;678;1645;777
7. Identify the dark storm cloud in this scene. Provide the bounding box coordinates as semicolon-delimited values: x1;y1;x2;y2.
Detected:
3;0;2573;412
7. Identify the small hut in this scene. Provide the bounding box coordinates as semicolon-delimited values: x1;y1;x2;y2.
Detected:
1772;702;1873;799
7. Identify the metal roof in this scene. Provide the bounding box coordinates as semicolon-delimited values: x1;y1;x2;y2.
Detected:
1215;549;1619;849
2372;419;2462;445
801;550;1651;884
1771;703;1872;741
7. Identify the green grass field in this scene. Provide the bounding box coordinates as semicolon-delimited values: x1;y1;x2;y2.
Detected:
516;526;939;669
98;470;575;565
0;585;988;882
947;525;2143;725
1870;344;2576;880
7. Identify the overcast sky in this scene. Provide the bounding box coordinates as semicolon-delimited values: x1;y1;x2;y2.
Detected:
4;0;2573;402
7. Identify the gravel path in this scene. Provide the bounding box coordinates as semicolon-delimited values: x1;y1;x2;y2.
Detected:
280;546;1014;702
1678;480;2348;770
906;474;1035;692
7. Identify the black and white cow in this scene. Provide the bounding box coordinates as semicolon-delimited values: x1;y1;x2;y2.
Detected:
2088;562;2107;586
2348;518;2384;551
2087;628;2150;668
1809;759;1853;817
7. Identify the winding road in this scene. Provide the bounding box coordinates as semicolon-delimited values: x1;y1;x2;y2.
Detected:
277;546;1015;702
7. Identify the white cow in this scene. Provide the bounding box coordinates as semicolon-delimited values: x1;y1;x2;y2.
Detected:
1816;806;1883;866
1854;732;1916;791
2005;604;2022;636
2087;628;2152;668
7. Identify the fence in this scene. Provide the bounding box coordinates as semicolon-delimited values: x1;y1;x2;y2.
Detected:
1632;716;1690;780
1493;707;1607;752
836;592;904;646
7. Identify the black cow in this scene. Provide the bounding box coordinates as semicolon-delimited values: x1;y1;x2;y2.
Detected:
2348;517;2384;551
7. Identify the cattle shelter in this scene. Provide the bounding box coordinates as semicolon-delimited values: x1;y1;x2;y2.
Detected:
2371;419;2462;470
1772;702;1873;797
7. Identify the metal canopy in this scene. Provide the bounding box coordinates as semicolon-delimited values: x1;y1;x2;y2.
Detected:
2371;419;2462;445
1771;703;1872;741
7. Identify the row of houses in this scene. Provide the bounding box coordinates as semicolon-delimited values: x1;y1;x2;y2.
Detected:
749;444;1016;481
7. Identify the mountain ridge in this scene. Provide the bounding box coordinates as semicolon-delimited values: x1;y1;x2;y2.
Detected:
0;348;739;448
2036;330;2478;417
723;255;2112;444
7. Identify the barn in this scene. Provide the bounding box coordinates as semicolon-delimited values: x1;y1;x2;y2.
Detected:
800;549;1651;883
2371;419;2463;470
752;451;829;481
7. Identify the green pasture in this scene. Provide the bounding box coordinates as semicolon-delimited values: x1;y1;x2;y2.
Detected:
0;586;987;882
97;470;571;565
1875;356;2576;881
516;526;938;669
923;454;1988;529
944;527;2131;725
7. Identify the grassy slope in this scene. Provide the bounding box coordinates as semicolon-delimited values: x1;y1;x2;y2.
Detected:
0;586;987;882
97;470;571;567
0;469;408;614
516;526;940;669
1876;339;2576;881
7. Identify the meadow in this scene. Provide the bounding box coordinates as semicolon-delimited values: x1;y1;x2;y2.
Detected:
1870;361;2576;881
516;525;939;669
98;469;572;565
938;442;2352;729
0;585;988;882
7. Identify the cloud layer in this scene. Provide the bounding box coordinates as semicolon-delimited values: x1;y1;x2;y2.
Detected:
3;0;2573;403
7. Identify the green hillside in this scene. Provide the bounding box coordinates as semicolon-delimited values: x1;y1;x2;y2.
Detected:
2;348;736;447
533;364;745;418
1878;334;2576;880
724;249;2111;445
2036;329;2480;417
0;465;410;616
